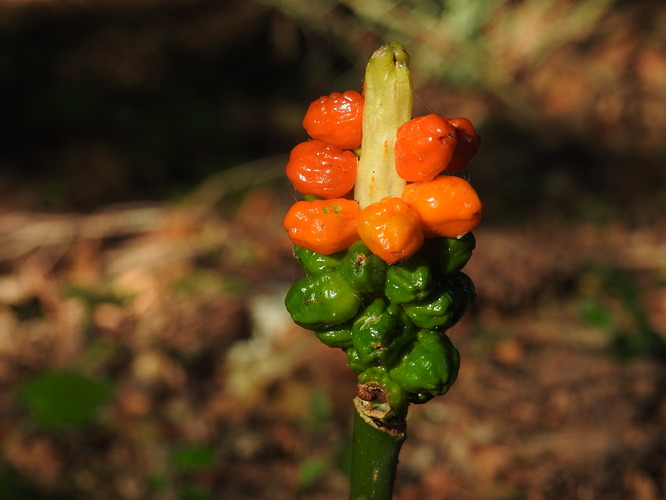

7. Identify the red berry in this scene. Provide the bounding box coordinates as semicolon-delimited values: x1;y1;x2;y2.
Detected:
444;118;480;172
286;140;357;198
395;114;457;182
303;90;364;150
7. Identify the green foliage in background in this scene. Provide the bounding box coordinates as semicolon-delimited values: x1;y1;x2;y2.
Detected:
19;371;114;430
0;467;49;500
578;265;666;362
261;0;613;97
172;445;217;472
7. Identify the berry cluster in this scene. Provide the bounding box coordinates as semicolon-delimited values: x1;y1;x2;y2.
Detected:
283;90;482;264
285;235;475;404
283;42;483;409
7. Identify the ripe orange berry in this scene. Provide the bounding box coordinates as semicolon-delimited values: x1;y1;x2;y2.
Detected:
401;175;482;238
286;140;358;198
444;118;481;172
283;199;360;255
395;114;457;182
303;90;364;150
358;197;424;264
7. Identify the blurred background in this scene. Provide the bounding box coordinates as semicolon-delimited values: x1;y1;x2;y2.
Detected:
0;0;665;499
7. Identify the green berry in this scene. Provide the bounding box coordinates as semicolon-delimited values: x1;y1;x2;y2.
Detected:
351;298;415;367
339;241;387;295
292;245;344;275
390;330;460;402
384;256;433;304
285;271;361;329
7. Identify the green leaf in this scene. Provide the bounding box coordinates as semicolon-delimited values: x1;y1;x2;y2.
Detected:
297;456;329;491
172;446;217;472
0;467;47;499
578;297;611;327
310;389;332;430
19;371;113;430
608;328;666;362
181;482;212;500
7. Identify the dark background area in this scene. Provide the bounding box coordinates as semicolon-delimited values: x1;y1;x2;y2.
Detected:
1;0;664;221
0;1;665;499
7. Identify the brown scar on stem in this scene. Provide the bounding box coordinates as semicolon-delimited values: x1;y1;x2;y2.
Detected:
355;384;406;437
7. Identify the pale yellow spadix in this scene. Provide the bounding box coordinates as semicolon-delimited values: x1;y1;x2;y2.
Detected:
355;42;414;210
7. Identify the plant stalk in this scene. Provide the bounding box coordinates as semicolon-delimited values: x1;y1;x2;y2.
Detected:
349;41;414;500
350;396;406;500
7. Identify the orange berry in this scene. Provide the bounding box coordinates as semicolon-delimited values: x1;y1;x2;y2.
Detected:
286;140;357;198
303;90;364;150
358;197;424;264
283;199;360;255
401;175;482;238
444;118;481;172
395;114;457;182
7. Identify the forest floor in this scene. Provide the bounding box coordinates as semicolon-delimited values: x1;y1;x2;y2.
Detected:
0;170;664;500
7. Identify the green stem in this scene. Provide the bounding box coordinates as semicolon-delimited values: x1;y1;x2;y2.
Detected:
350;398;406;500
